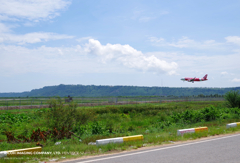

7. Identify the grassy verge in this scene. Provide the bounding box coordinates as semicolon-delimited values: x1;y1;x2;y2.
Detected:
2;119;240;163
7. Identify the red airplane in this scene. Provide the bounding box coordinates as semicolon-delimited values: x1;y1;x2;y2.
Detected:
181;74;208;83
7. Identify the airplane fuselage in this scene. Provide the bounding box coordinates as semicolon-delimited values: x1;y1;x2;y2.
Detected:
181;78;207;82
181;74;208;83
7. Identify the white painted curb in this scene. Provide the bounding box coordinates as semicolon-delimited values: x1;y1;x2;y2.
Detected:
96;137;123;145
177;127;208;136
96;135;143;146
0;147;42;158
177;128;195;135
0;151;7;158
226;122;240;128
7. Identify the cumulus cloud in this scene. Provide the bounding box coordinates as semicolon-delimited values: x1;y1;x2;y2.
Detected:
232;78;240;82
84;39;178;75
0;32;74;44
0;39;178;75
225;36;240;46
1;38;240;82
147;50;240;77
0;0;71;21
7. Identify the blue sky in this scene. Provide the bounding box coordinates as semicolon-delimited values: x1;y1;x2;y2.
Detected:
0;0;240;92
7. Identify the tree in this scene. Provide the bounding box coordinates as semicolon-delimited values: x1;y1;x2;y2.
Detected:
225;91;240;108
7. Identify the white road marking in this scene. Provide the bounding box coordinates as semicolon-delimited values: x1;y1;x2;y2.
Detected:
76;133;240;163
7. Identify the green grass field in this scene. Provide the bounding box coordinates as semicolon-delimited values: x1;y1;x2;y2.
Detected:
0;96;224;107
1;100;240;163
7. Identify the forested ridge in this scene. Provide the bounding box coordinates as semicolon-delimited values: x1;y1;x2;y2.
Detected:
0;84;240;97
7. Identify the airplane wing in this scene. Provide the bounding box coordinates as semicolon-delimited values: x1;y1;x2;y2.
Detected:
189;77;196;82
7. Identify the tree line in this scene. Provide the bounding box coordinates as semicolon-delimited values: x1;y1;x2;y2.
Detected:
0;84;239;97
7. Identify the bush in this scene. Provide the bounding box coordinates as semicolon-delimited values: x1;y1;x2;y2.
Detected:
170;106;220;124
0;113;32;125
225;90;240;108
200;106;219;121
91;121;104;135
46;98;78;131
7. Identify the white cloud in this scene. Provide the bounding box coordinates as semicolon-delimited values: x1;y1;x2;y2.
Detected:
232;78;240;82
225;36;240;46
149;36;223;49
23;22;35;27
0;1;74;45
84;39;178;75
76;37;93;42
147;51;240;76
0;44;85;75
0;39;178;76
0;32;74;44
0;0;71;21
1;37;239;80
221;71;228;75
0;23;10;33
0;1;73;45
0;15;18;21
1;38;240;89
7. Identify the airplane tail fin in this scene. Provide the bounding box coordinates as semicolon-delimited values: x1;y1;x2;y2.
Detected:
203;74;208;80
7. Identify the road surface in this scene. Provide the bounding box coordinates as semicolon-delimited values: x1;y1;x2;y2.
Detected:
62;133;240;163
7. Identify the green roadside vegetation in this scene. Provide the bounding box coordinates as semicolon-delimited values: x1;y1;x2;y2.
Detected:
1;91;240;163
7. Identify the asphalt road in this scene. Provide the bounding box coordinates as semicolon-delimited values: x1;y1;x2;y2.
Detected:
63;133;240;163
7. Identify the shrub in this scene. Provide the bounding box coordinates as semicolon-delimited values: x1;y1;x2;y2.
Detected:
106;120;114;133
75;109;94;126
91;121;103;135
46;98;77;131
225;90;240;108
157;112;167;121
0;113;32;125
170;106;220;124
200;106;219;121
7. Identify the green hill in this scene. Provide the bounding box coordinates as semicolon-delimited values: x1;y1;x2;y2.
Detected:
0;84;240;97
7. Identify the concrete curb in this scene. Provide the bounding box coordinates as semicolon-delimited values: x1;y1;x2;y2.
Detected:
226;122;240;128
177;127;208;136
0;147;42;158
96;135;143;146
